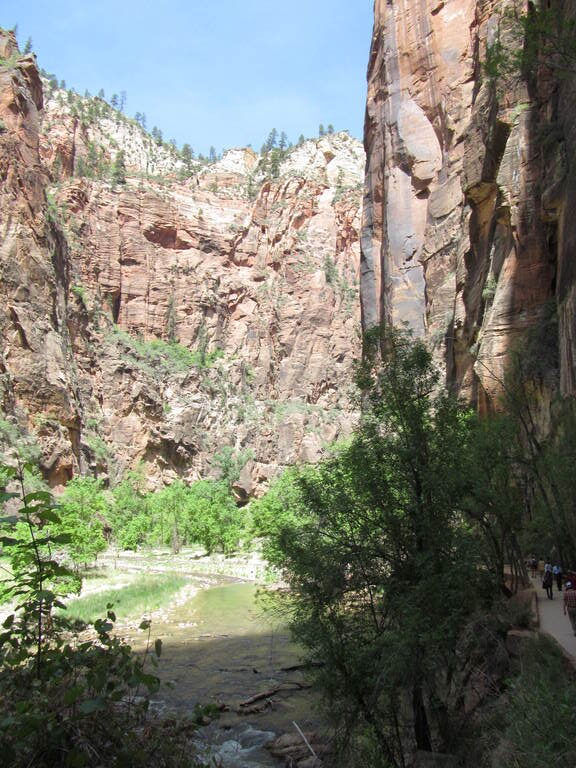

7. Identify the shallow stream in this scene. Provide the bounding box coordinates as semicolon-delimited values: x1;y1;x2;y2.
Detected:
120;577;323;766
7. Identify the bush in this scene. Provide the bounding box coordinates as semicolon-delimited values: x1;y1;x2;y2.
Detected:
0;462;197;766
110;327;223;375
488;636;576;767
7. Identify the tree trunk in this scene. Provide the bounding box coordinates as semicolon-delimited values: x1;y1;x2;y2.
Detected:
412;682;432;752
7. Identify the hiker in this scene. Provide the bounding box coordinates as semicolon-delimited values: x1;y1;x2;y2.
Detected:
543;568;554;599
553;563;563;591
563;581;576;635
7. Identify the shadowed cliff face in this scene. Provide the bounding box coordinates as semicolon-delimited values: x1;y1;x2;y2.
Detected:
0;30;365;491
361;0;575;409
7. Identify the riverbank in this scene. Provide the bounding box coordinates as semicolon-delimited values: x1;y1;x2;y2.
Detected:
81;548;324;767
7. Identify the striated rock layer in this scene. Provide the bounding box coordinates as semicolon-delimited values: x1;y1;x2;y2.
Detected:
0;31;365;492
361;0;576;409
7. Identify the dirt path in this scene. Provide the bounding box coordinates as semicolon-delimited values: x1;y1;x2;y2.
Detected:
531;575;576;660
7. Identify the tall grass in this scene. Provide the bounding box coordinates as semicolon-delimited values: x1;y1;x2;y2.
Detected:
63;573;188;624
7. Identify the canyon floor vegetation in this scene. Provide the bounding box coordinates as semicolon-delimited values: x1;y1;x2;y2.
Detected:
1;329;575;767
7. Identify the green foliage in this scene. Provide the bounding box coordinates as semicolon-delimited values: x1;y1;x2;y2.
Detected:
488;636;576;767
85;433;109;463
0;52;20;69
183;479;243;555
111;149;127;186
250;466;313;545
71;283;87;305
265;327;498;763
211;445;253;488
111;472;243;555
485;6;576;82
110;326;223;375
323;253;338;284
110;466;150;550
0;418;42;465
0;463;198;766
55;477;108;567
482;274;497;301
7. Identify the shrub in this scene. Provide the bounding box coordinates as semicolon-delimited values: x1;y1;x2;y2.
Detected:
0;462;196;766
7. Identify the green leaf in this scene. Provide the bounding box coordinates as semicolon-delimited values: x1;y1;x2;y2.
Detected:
140;673;160;693
154;637;162;658
37;509;61;524
139;619;151;630
51;533;72;545
37;589;56;602
2;614;14;629
23;491;53;505
64;685;85;705
0;536;18;546
107;610;116;622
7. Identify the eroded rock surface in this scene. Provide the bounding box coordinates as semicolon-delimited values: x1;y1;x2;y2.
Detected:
361;0;575;408
0;31;364;491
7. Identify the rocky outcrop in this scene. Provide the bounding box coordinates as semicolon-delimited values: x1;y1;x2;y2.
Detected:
361;0;575;408
0;31;364;492
0;32;83;484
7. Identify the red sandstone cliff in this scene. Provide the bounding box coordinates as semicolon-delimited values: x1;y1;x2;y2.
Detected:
361;0;575;409
0;31;364;491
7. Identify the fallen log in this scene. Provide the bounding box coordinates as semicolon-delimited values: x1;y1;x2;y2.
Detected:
239;681;312;707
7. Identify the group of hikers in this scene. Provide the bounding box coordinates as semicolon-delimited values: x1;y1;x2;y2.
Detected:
528;556;576;636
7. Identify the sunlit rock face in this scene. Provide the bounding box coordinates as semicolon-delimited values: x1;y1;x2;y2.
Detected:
361;0;576;409
0;31;365;492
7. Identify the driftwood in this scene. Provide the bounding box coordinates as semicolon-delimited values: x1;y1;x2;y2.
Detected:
280;661;325;672
239;681;312;708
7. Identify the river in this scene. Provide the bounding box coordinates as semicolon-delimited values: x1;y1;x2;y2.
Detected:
98;558;324;767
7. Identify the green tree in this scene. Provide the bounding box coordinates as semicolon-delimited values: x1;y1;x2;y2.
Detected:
264;128;277;152
55;477;108;567
212;446;253;489
148;480;190;553
185;479;242;554
209;145;217;163
266;328;497;764
269;148;281;179
111;150;127;186
111;466;150;550
318;123;325;137
23;37;32;54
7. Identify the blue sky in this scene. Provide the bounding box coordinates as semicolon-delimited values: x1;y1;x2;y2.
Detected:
2;1;373;155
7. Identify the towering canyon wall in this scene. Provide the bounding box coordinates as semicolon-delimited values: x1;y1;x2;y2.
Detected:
0;31;364;492
362;0;576;409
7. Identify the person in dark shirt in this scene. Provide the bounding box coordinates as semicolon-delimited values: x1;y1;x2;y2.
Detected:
543;568;554;599
563;581;576;635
